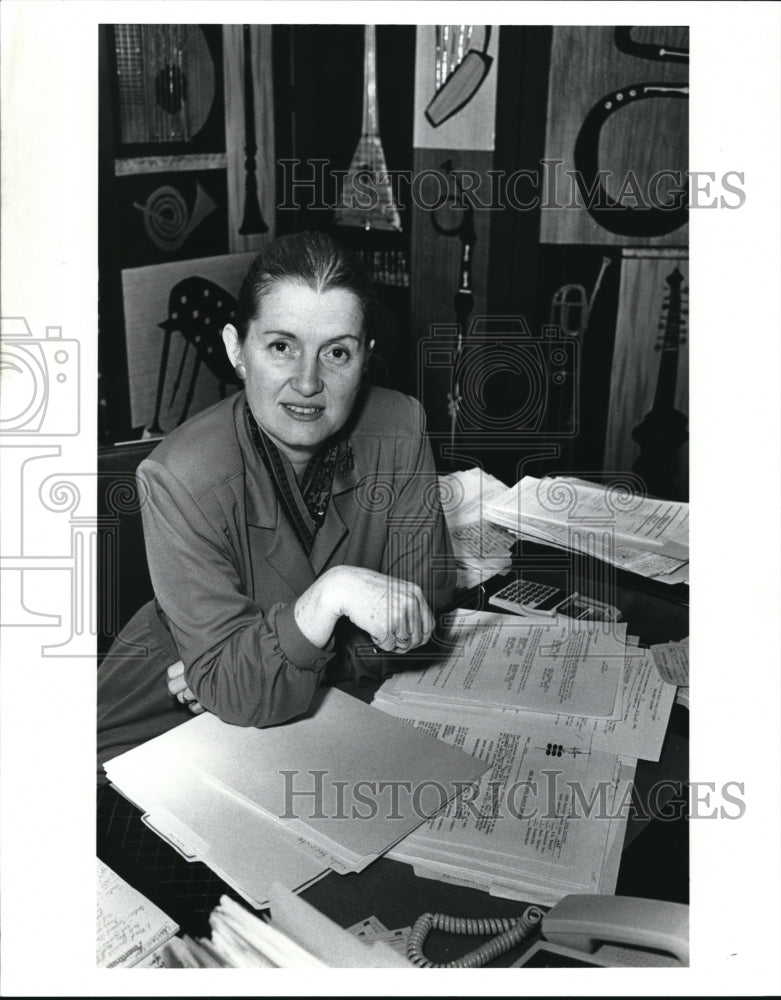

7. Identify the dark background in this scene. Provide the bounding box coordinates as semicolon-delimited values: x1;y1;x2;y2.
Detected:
99;24;688;497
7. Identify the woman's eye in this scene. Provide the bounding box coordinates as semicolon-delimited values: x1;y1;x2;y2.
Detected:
270;341;290;354
326;346;350;363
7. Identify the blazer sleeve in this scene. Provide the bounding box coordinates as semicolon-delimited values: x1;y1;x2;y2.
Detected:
380;397;456;610
339;397;457;684
136;458;334;728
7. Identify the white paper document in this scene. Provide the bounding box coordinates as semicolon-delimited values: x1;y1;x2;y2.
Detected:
105;746;331;908
383;611;626;719
449;521;516;559
651;636;690;686
377;644;675;763
439;469;517;588
96;859;179;968
484;476;689;583
268;886;412;967
438;467;513;526
491;476;688;551
104;687;489;896
372;705;636;905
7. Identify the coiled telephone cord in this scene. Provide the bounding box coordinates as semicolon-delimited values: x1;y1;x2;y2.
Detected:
406;905;544;968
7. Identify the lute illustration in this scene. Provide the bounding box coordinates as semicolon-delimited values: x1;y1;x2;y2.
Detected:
114;24;216;144
631;266;688;499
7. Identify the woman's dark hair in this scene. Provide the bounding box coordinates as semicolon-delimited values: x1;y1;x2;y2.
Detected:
234;231;378;344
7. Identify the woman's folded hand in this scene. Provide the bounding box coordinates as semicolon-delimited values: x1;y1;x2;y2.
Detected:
294;565;434;653
166;659;206;714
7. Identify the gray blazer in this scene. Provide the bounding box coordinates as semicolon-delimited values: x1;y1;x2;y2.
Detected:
97;386;454;772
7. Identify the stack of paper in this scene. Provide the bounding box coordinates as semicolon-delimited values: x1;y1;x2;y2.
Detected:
377;703;637;906
485;476;689;585
104;687;489;909
377;621;674;762
372;612;677;904
147;890;412;968
382;611;628;721
438;468;517;588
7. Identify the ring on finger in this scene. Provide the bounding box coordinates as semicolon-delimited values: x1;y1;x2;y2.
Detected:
396;635;412;646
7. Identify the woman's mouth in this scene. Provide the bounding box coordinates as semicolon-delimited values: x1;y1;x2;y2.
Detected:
281;403;324;421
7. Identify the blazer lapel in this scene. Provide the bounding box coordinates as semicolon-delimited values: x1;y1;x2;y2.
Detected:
308;457;361;576
237;400;316;596
262;516;317;594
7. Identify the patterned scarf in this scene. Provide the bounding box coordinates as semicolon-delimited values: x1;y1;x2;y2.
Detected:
246;403;354;555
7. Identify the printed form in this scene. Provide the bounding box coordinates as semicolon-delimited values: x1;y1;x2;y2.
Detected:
384;611;627;719
378;644;675;762
378;704;635;904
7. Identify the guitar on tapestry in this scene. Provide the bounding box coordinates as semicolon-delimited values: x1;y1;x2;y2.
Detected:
631;265;689;500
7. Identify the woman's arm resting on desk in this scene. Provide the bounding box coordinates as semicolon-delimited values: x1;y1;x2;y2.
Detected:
140;458;434;727
295;565;435;652
165;565;434;717
331;398;456;678
138;459;335;729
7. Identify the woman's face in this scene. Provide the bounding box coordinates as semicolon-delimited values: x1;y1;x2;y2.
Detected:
223;280;367;468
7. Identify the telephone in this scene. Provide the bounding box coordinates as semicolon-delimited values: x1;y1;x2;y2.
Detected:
512;894;689;968
406;895;687;968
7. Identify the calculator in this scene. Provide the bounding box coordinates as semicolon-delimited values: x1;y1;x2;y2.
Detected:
489;578;622;622
489;578;568;616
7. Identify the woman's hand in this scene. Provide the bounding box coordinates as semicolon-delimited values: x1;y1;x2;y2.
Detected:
295;566;435;652
166;660;206;714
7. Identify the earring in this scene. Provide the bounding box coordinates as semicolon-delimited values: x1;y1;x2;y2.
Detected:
236;363;246;380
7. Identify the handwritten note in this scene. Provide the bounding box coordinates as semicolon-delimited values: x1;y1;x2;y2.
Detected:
97;859;178;968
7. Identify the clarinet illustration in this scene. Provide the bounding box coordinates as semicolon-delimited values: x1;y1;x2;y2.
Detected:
238;25;268;236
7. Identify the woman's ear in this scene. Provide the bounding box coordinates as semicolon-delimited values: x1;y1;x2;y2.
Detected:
222;324;242;370
362;338;375;375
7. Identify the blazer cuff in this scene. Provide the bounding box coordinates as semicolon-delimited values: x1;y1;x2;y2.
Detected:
274;602;334;672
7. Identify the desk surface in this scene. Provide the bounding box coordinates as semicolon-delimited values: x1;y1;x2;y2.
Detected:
96;552;689;966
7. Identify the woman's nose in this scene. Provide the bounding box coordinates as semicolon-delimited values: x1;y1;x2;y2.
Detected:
291;356;324;396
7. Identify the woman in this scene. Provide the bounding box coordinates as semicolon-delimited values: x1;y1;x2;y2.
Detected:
97;232;455;778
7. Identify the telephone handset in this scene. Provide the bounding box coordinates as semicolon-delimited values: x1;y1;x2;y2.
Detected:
513;894;689;968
